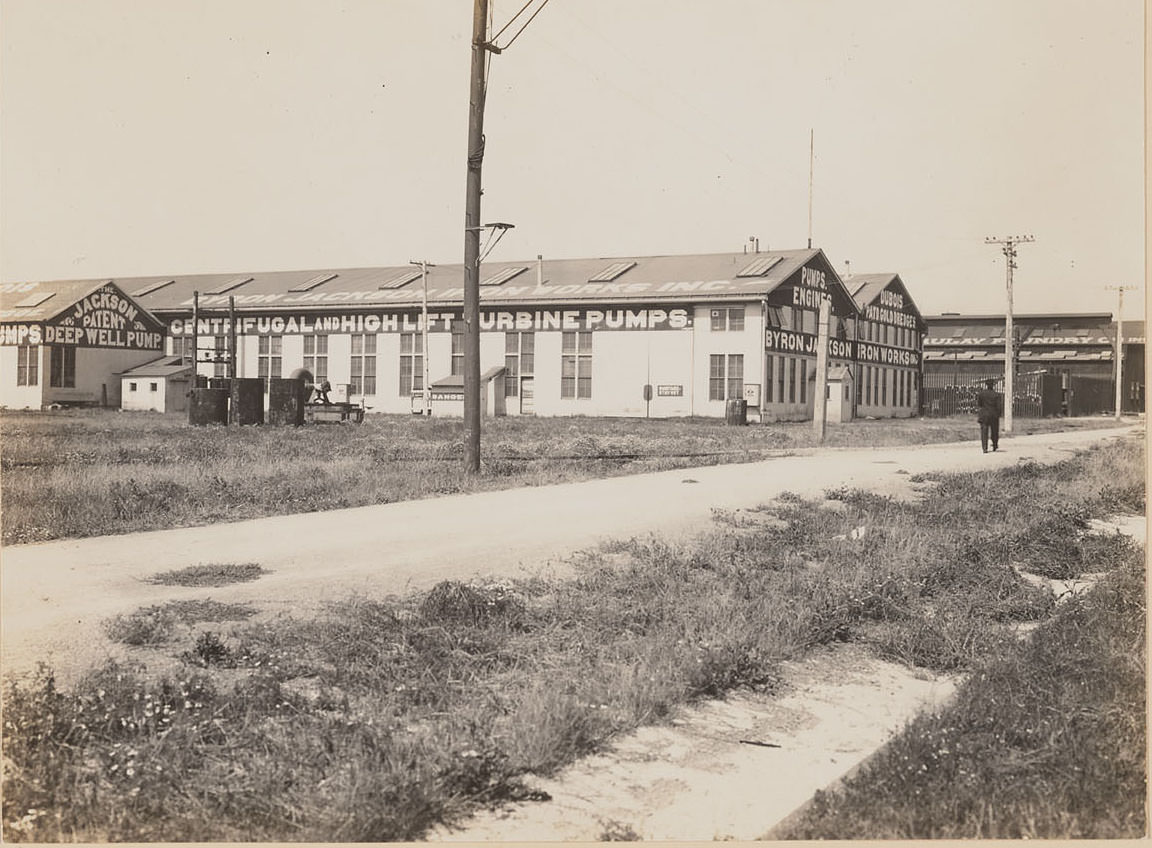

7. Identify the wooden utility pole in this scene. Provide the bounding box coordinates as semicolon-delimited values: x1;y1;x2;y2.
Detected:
812;296;830;442
411;260;436;416
985;234;1034;433
1105;285;1136;419
191;291;200;373
462;0;490;473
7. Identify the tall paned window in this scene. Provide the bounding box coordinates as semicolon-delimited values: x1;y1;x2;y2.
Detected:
49;346;76;388
777;357;785;404
350;334;377;395
17;344;38;386
505;332;534;397
788;358;797;403
709;355;724;401
765;355;775;402
709;355;744;401
213;335;228;378
450;325;465;376
258;336;282;384
171;335;193;362
798;359;808;403
303;335;328;382
561;331;592;399
882;368;888;406
399;332;423;395
727;354;744;400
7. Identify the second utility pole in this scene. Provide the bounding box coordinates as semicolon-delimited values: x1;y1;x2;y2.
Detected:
985;234;1034;434
462;0;490;473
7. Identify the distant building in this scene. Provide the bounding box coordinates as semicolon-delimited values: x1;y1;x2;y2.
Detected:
922;313;1145;416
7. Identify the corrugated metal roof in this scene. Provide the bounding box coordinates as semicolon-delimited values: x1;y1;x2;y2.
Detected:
0;278;122;322
9;249;836;315
847;274;892;309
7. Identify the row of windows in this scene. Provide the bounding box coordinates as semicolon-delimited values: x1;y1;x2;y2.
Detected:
178;332;580;399
857;366;918;408
14;345;74;388
861;321;920;350
765;354;809;405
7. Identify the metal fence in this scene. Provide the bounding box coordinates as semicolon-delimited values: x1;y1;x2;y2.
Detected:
922;371;1058;418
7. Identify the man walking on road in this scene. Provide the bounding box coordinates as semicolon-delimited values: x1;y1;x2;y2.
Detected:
976;379;1003;453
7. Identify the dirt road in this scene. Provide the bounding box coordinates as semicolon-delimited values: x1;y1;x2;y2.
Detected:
1;424;1138;681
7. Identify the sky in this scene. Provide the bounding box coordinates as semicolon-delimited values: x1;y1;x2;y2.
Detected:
0;0;1145;318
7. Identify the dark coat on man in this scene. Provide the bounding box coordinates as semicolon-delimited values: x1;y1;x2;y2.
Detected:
975;386;1003;423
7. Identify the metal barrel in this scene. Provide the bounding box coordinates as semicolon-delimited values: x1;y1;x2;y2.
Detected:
268;377;307;426
725;398;748;426
230;378;265;425
188;387;229;426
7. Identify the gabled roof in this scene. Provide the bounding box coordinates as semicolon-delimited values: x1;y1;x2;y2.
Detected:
4;249;858;315
848;273;926;329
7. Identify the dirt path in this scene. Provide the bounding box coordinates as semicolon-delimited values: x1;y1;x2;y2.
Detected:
432;642;959;842
1;425;1138;684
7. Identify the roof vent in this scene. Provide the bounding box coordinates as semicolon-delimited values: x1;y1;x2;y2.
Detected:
130;279;175;297
481;266;528;286
588;261;636;282
378;270;422;290
736;256;782;277
205;276;253;295
289;273;338;293
13;291;55;308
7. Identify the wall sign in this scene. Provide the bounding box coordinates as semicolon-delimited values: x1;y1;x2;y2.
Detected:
2;284;164;350
765;328;921;367
168;307;694;337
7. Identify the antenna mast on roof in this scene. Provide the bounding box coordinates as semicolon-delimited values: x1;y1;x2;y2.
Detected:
807;129;814;249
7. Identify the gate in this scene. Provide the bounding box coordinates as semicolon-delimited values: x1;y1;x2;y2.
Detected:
922;371;1056;418
1067;375;1113;417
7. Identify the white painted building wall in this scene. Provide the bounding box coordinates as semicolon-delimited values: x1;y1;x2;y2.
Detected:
0;345;46;409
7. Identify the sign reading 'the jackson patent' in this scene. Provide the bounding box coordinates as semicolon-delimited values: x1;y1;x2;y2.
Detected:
1;284;165;350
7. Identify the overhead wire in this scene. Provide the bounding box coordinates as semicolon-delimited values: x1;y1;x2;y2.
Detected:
496;0;551;51
490;0;537;44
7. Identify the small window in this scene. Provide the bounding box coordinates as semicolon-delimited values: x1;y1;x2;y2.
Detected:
150;382;158;392
129;382;138;392
710;307;745;332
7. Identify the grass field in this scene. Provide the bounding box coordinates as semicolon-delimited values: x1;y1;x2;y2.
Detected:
0;407;1125;544
2;436;1143;842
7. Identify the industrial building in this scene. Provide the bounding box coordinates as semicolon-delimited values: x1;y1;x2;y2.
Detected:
922;313;1145;416
4;248;928;421
0;279;166;409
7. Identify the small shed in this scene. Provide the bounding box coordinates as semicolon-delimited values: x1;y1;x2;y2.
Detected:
826;364;855;422
120;356;194;413
421;367;506;417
